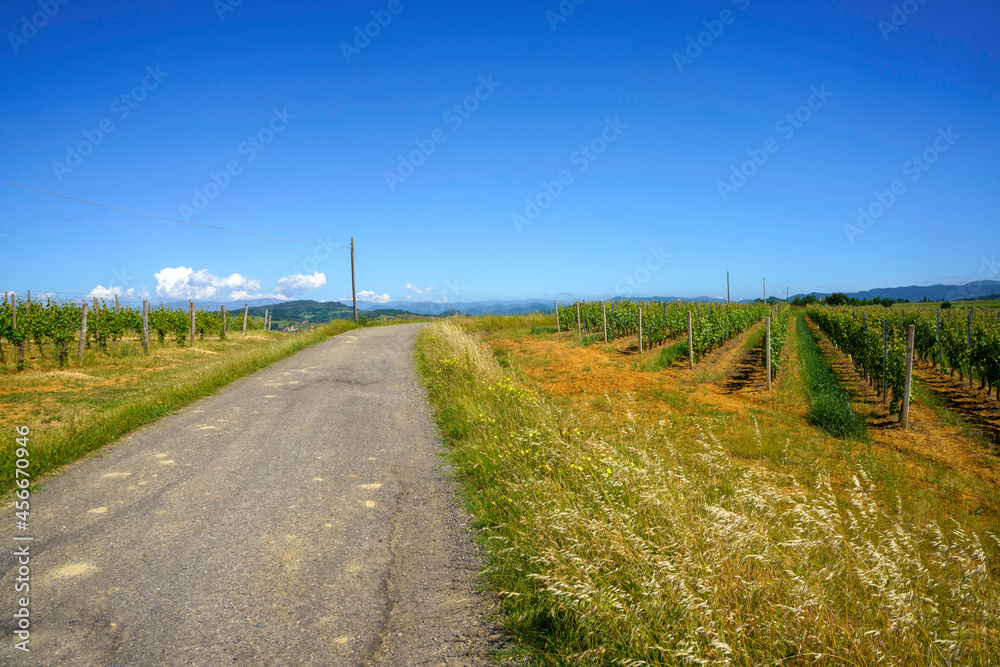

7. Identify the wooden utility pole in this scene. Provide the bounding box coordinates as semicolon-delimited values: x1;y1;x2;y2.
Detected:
901;325;915;429
350;237;358;323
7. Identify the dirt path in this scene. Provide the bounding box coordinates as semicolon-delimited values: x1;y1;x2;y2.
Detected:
1;324;503;666
912;361;1000;448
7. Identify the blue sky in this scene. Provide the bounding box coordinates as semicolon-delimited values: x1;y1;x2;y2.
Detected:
2;0;998;305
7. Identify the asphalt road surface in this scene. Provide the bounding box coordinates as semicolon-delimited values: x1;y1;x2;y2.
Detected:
1;323;501;666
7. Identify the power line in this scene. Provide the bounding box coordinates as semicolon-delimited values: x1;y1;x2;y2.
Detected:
0;180;350;249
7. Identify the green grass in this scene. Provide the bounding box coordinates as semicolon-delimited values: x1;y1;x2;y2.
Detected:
796;315;869;440
529;326;558;335
416;320;1000;666
639;340;689;371
0;320;360;496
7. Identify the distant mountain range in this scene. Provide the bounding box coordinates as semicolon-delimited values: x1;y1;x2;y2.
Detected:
146;278;1000;322
792;280;1000;304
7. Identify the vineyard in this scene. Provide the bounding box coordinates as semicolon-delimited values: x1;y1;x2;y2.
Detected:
555;299;786;361
809;305;1000;413
0;295;268;371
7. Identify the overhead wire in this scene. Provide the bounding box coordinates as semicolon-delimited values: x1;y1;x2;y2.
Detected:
0;180;350;249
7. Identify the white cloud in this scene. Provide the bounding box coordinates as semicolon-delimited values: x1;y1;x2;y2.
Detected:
276;272;326;296
88;285;150;300
229;290;290;302
154;267;261;300
342;290;392;304
402;283;434;295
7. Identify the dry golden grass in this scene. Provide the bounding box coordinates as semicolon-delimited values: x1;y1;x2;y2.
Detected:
417;321;1000;666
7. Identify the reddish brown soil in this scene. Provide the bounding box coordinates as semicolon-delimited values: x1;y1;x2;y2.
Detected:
487;320;1000;515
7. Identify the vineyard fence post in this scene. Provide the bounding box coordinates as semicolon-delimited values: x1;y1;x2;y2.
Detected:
555;302;560;332
687;311;693;370
638;307;643;354
936;310;943;368
78;304;88;362
576;303;581;336
222;305;227;339
242;304;249;335
765;316;771;390
142;300;149;354
901;325;915;429
189;301;195;342
967;311;973;388
882;318;887;403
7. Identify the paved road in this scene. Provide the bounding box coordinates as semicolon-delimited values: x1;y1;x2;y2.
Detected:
1;324;499;665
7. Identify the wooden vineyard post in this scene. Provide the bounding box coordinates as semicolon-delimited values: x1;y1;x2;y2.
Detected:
242;304;249;335
638;308;643;354
765;317;772;390
602;303;608;344
93;297;99;348
882;318;888;403
221;305;227;339
967;311;973;388
142;300;149;354
115;293;119;314
264;308;270;332
189;301;196;341
900;325;915;429
576;303;581;336
687;310;694;370
863;313;868;381
555;302;560;332
78;303;88;362
936;310;943;369
13;295;23;371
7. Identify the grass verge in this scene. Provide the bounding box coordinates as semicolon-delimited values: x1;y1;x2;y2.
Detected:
417;320;998;665
639;340;689;372
797;316;869;440
1;320;359;495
